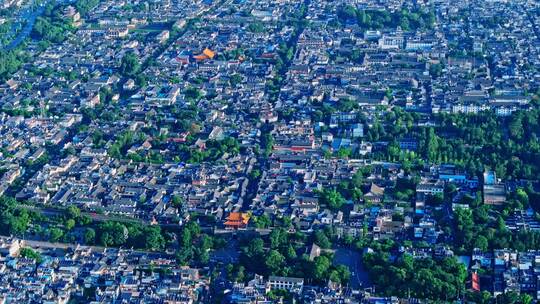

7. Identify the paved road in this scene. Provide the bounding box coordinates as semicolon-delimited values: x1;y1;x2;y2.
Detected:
333;247;371;289
211;238;239;264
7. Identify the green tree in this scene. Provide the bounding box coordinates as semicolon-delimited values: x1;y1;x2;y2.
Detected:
84;228;96;244
171;195;183;210
141;226;165;251
516;188;529;207
269;228;288;249
98;221;128;246
120;52;141;77
67;205;81;219
265;250;285;274
319;188;346;211
286;245;297;260
19;247;42;263
65;218;75;230
312;255;331;281
49;227;64;242
329;270;342;284
474;235;489;251
454;207;474;250
314;230;332;249
245;238;265;257
336;264;351;283
253;214;271;229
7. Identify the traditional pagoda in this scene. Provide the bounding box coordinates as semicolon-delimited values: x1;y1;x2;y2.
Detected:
224;212;250;229
193;48;216;61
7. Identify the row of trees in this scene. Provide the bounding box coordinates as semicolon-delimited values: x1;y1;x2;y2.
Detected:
426;108;540;180
176;221;222;265
361;103;540;180
315;95;540;181
74;0;100;16
265;3;308;102
0;196;168;251
336;5;436;31
95;220;165;251
0;201;94;245
237;228;350;285
363;249;467;301
0;196;34;236
450;192;540;253
260;125;274;157
34;0;102;44
0;50;24;82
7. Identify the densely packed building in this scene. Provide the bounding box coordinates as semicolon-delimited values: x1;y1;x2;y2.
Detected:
1;0;540;302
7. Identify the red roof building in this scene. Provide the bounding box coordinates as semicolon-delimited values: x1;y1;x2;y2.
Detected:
224;212;250;229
